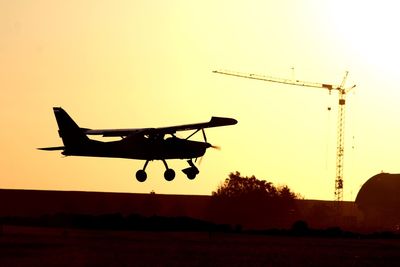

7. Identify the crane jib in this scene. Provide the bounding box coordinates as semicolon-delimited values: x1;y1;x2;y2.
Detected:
214;69;356;204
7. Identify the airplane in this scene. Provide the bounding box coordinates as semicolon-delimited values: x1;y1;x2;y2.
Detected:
39;107;237;182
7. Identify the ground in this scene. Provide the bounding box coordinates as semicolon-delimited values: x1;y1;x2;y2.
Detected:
1;225;400;266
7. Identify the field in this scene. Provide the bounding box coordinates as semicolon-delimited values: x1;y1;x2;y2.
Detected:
1;225;400;266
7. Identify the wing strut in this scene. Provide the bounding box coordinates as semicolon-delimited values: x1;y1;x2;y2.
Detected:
202;129;207;143
185;129;201;140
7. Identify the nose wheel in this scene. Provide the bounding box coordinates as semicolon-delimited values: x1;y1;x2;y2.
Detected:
182;159;199;180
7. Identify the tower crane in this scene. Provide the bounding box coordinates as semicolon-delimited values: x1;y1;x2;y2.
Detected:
213;69;356;202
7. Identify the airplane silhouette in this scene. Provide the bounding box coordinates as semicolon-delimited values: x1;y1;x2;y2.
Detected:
39;107;237;182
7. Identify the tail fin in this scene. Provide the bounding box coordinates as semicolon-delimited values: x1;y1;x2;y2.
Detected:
53;107;89;148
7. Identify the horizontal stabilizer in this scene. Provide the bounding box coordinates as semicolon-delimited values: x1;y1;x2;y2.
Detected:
37;146;65;151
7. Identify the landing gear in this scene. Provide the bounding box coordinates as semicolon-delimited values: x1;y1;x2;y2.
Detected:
135;160;149;182
182;159;199;180
164;169;175;181
162;160;175;181
184;168;198;180
135;159;199;181
135;169;147;182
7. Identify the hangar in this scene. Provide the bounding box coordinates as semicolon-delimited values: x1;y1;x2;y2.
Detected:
356;172;400;230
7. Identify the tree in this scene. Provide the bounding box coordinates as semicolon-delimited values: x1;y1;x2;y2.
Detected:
212;171;298;201
210;171;300;229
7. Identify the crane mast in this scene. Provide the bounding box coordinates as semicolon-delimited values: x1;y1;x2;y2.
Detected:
213;69;356;202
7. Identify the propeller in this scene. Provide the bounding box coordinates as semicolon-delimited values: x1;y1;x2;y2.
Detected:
195;143;221;165
211;145;221;150
202;129;221;150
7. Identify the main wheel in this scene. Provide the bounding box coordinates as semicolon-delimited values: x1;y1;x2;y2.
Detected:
164;169;175;181
136;170;147;182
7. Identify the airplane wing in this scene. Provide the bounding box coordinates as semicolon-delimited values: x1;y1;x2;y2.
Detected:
84;128;152;137
84;117;237;137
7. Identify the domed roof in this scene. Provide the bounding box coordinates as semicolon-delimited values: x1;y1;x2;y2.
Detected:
356;173;400;210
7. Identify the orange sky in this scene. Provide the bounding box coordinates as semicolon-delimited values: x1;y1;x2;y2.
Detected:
1;0;400;200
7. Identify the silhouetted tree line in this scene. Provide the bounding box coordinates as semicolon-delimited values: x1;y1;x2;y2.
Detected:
0;213;230;232
3;214;399;238
212;171;299;199
209;172;300;228
250;220;400;239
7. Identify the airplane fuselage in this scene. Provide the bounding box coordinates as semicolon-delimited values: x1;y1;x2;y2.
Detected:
62;135;210;161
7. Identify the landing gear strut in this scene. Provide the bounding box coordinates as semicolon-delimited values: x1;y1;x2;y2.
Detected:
162;160;175;181
135;160;149;182
182;159;199;180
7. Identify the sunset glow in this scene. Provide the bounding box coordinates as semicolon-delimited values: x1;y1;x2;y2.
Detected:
2;0;400;200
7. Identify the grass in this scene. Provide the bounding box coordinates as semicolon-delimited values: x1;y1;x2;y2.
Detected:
1;225;400;266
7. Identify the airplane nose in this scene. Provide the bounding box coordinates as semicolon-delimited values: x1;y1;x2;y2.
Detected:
205;142;221;150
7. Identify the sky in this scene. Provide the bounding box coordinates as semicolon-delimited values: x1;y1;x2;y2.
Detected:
1;0;400;201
